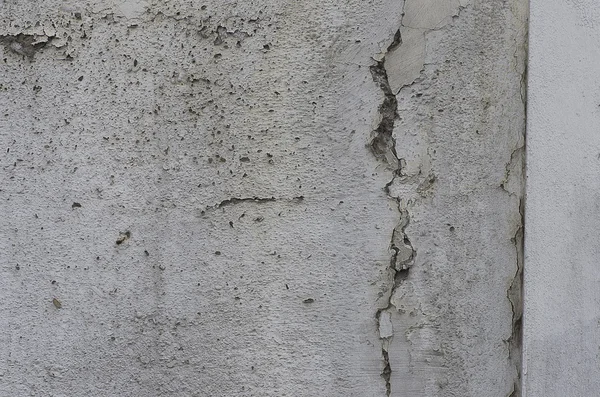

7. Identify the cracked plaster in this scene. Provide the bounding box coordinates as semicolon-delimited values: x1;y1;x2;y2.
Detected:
0;0;526;396
371;0;526;396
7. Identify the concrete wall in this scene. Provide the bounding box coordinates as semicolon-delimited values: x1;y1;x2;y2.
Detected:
524;1;600;395
0;1;526;396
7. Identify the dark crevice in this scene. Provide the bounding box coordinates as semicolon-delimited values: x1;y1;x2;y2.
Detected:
217;196;277;208
388;29;402;51
369;30;405;169
381;349;392;396
202;196;305;213
370;27;413;397
369;59;400;168
394;267;410;284
218;195;304;208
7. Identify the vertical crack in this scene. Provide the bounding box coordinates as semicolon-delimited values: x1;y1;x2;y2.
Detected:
369;55;400;171
380;349;392;396
370;20;415;396
370;4;526;396
375;204;414;396
506;197;524;397
506;21;527;397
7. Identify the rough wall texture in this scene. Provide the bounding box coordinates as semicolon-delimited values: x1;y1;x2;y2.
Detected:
374;1;527;396
0;1;526;396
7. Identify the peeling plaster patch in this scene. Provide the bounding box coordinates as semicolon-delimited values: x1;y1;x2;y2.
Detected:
0;23;64;58
384;27;425;97
370;1;527;395
0;17;81;60
369;44;419;396
0;34;50;58
370;15;419;397
385;0;470;94
389;206;415;271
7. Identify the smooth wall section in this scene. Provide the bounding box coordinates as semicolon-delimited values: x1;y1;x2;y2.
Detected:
525;1;600;395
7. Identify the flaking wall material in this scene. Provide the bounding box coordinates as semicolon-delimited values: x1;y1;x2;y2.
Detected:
0;1;526;396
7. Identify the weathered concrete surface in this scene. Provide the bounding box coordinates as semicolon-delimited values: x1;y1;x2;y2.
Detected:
0;1;526;396
377;1;527;395
524;1;600;396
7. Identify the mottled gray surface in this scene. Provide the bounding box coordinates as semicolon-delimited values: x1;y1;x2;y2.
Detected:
0;1;525;396
379;1;526;396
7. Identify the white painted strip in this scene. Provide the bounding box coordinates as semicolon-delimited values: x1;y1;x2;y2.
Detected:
525;1;600;395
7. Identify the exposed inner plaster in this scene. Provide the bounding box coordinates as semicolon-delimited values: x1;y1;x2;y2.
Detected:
370;22;415;396
370;1;525;395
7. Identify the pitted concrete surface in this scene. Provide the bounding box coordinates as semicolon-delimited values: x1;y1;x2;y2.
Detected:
0;1;526;396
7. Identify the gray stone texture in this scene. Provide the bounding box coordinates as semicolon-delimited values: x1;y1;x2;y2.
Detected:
0;0;526;396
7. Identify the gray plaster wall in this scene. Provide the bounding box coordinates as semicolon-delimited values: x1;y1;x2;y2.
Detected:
524;1;600;396
0;1;526;396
